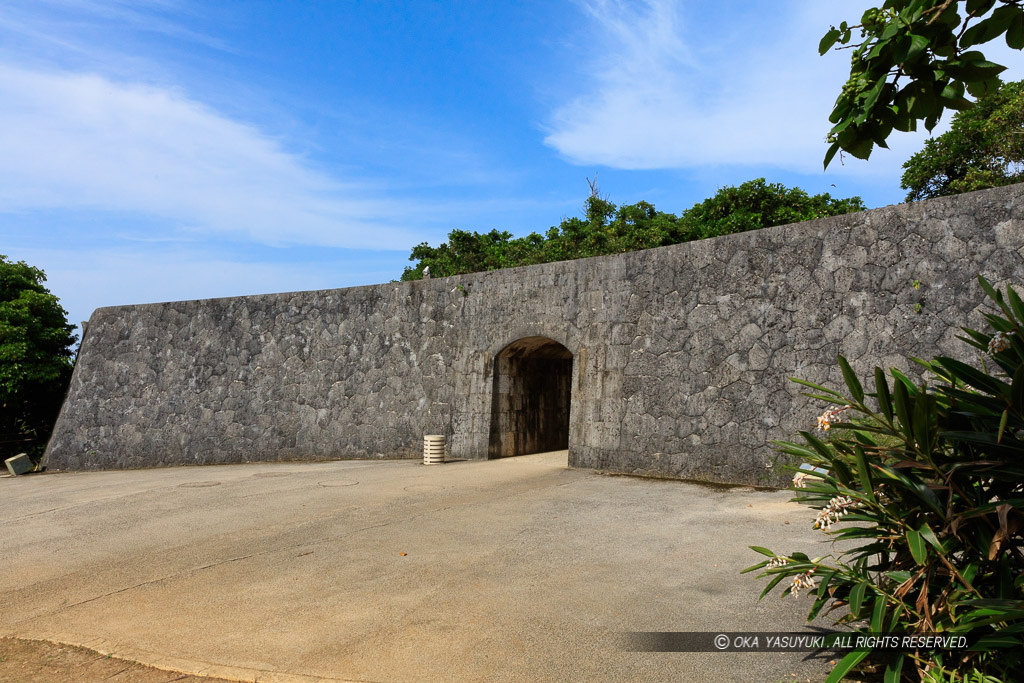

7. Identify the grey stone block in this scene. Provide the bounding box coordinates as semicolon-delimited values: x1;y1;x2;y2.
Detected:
5;453;32;476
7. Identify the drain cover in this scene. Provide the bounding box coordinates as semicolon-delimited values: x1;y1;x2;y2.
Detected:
178;481;221;488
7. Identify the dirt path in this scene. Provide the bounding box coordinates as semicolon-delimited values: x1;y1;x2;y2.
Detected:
0;638;231;683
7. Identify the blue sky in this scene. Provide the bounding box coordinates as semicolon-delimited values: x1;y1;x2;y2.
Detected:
2;0;1021;332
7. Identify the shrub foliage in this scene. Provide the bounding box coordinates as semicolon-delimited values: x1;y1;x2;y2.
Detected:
901;79;1024;202
0;255;77;463
746;276;1024;682
400;179;864;280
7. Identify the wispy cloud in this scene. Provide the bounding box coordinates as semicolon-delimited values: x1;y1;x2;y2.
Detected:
0;64;423;249
0;0;232;56
543;0;955;176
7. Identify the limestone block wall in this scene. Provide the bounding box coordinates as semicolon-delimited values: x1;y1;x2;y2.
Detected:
45;184;1024;486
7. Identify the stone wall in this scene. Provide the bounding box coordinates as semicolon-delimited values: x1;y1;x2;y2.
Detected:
45;184;1024;485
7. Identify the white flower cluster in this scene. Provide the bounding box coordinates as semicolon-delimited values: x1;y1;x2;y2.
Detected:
988;331;1012;354
766;557;789;569
793;464;829;489
791;568;817;598
816;405;852;431
814;495;857;531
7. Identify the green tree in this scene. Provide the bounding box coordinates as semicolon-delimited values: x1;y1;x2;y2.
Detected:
901;79;1024;201
820;0;1022;167
0;255;77;463
400;181;865;281
402;228;527;281
677;179;866;240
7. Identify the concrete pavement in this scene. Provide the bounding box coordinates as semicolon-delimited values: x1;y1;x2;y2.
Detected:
1;452;839;682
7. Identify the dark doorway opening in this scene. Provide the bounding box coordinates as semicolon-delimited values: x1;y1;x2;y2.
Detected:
488;336;573;458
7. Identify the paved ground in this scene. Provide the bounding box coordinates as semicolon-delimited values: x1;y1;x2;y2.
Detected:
1;452;839;682
0;637;236;682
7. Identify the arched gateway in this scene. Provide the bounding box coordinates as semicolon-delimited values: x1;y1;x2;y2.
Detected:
488;336;573;458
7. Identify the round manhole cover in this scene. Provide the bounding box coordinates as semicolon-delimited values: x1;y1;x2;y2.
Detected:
178;481;221;488
318;480;358;488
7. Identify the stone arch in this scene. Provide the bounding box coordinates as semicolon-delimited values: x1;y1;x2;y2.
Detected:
488;336;574;458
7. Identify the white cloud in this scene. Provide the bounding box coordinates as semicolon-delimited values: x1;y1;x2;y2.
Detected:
543;0;1018;176
0;64;423;249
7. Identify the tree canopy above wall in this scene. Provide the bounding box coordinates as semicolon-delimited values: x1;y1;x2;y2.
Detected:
401;179;866;281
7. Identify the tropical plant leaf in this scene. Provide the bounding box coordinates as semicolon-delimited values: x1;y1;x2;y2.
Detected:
825;648;871;683
870;594;887;632
1012;364;1024;412
790;376;848;399
839;355;864;404
893;378;913;434
890;368;919;393
907;527;928;564
918;523;943;553
854;446;876;503
885;570;912;584
875;366;894;422
883;653;905;683
820;27;842;55
758;572;787;600
979;275;1012;320
849;582;867;617
912;392;937;455
935;357;1010;398
1007;285;1024;323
